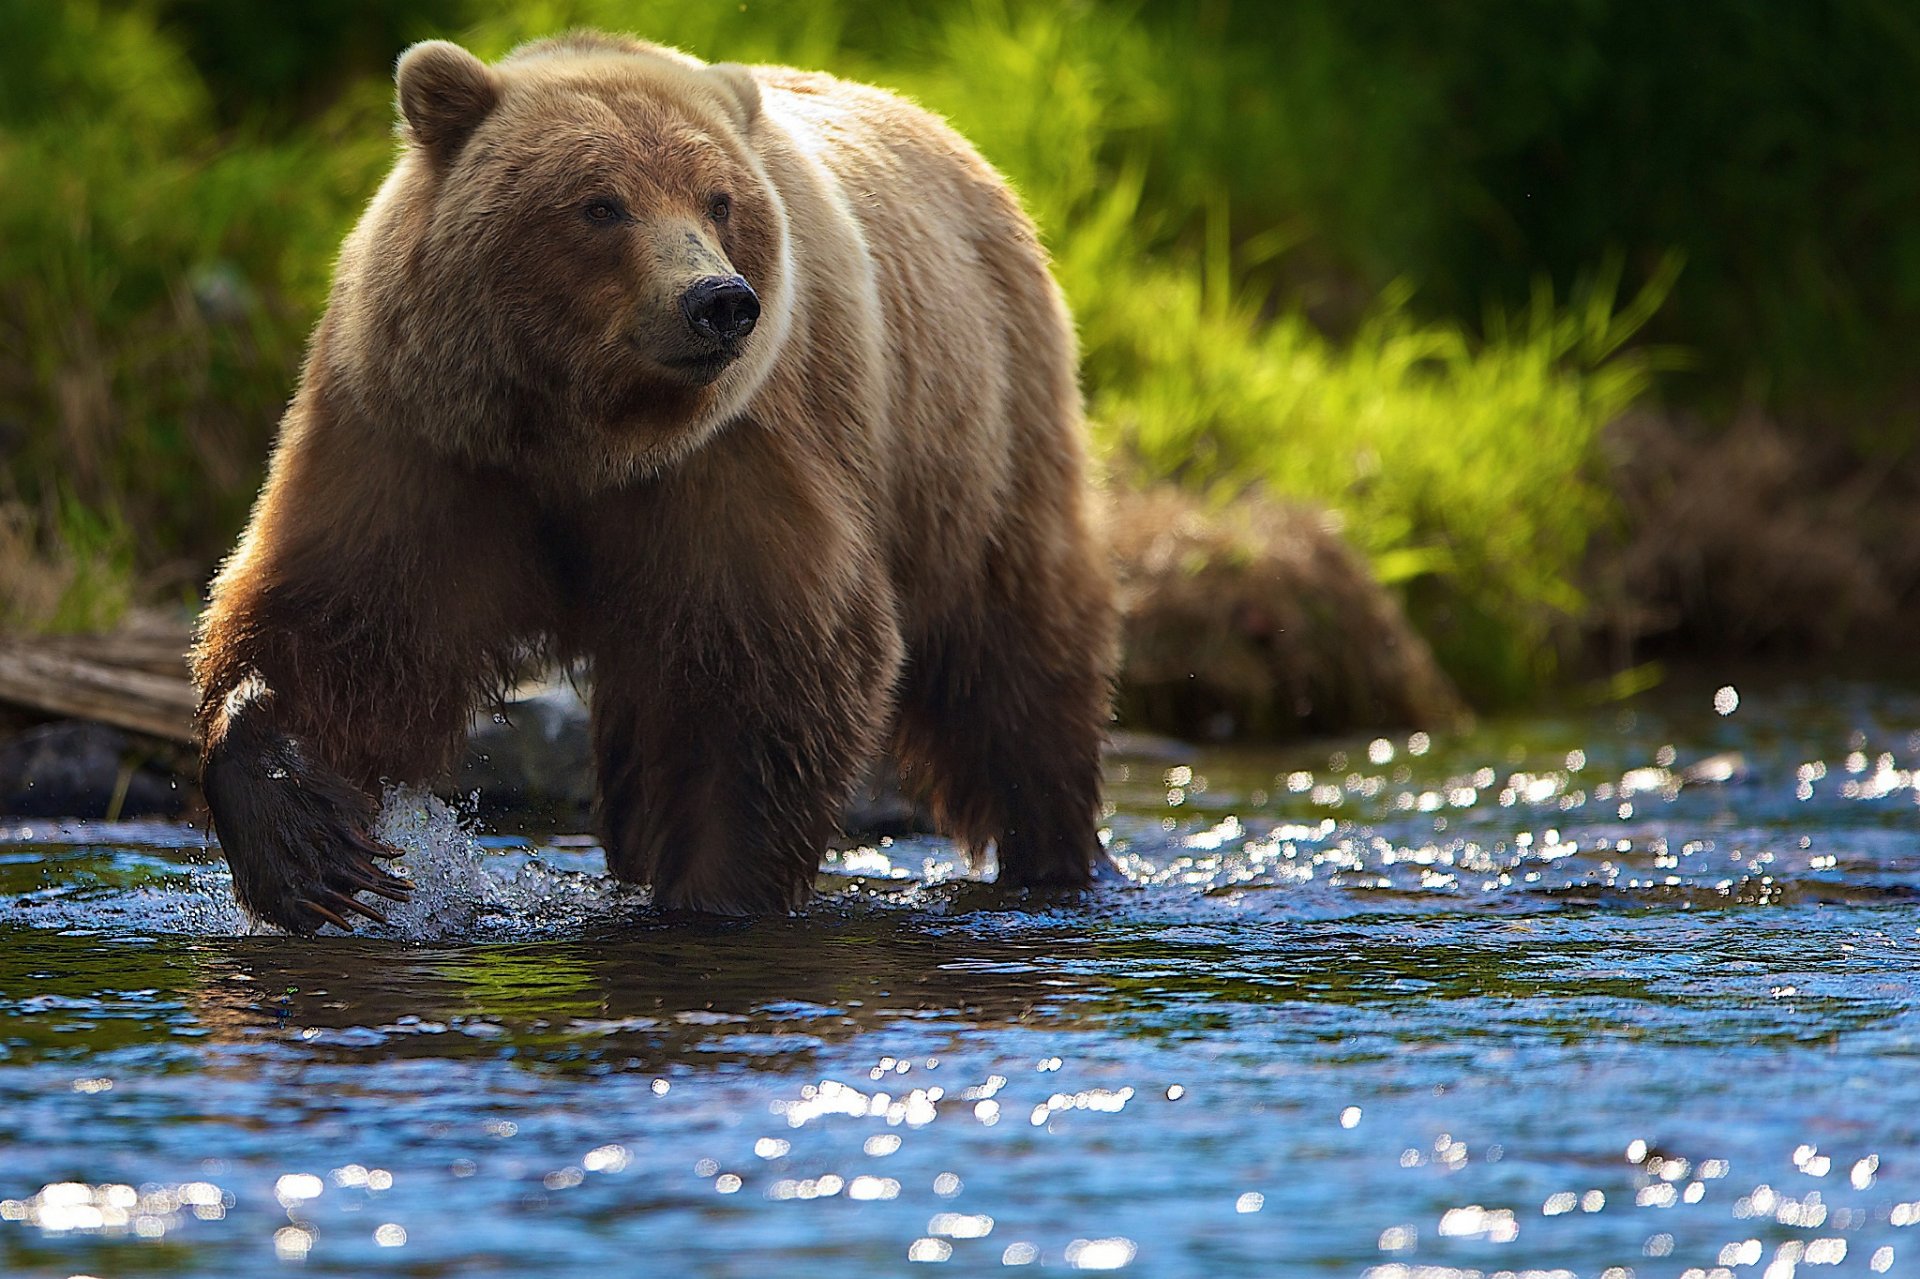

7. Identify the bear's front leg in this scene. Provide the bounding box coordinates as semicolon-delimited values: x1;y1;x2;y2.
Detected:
197;567;543;933
192;409;554;934
590;577;903;915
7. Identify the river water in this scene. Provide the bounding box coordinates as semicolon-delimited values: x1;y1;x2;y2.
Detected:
4;674;1920;1277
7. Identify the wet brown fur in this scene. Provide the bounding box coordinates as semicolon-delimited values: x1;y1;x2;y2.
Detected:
192;33;1116;931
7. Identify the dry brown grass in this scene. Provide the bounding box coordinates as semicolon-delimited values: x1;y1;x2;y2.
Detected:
0;502;130;634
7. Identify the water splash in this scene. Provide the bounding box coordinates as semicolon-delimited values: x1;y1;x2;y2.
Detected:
368;786;511;938
0;788;646;940
362;785;643;940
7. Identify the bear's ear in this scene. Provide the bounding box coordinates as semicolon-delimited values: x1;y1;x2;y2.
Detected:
396;40;499;163
708;62;761;131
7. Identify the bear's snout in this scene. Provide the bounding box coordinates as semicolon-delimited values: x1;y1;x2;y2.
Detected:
680;275;760;347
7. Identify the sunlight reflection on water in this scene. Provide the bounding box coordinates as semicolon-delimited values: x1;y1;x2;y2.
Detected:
4;677;1920;1274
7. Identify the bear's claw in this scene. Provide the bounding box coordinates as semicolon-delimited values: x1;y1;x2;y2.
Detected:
289;841;413;932
279;853;411;934
299;898;352;930
300;888;395;930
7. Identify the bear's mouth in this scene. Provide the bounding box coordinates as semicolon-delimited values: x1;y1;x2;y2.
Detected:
659;350;739;387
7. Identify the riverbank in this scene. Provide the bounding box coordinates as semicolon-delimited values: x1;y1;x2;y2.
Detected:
0;481;1466;819
11;413;1920;823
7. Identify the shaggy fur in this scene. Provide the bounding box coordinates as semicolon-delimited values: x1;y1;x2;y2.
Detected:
192;33;1117;932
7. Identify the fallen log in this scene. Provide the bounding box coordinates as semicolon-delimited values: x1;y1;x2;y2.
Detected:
41;621;195;678
0;640;197;744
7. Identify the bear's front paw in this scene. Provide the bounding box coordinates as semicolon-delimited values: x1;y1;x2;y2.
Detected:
203;735;414;934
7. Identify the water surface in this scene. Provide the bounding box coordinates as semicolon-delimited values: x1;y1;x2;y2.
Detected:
5;675;1920;1276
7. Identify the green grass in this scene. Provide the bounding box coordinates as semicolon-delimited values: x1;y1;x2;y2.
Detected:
0;0;1688;702
0;1;396;623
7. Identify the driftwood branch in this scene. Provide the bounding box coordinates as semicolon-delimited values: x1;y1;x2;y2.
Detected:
40;625;196;677
0;639;197;744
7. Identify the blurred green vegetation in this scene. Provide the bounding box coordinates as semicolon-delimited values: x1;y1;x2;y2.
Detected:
1;0;1913;703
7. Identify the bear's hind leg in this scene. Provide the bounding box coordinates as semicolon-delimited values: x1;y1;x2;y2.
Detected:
893;556;1117;891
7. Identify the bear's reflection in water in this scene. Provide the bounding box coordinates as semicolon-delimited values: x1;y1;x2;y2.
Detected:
185;908;1112;1076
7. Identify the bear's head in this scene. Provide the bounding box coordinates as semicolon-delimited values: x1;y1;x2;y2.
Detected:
326;35;793;488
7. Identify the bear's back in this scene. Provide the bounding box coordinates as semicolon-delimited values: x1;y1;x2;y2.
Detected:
748;65;1079;617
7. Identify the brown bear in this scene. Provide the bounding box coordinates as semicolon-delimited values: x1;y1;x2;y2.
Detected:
191;33;1117;933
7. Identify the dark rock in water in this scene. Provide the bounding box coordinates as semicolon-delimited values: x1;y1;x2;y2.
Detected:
459;679;935;837
460;680;596;818
0;721;186;818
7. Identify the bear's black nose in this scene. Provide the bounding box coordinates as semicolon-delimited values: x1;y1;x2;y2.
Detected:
681;275;760;345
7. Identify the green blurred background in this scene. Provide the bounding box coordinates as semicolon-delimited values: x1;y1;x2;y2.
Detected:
3;0;1916;707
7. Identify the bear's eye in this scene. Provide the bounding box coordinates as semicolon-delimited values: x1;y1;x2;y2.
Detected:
707;194;732;223
583;199;626;224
